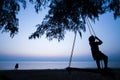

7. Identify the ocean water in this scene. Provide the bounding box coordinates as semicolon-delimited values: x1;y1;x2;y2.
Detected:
0;61;120;70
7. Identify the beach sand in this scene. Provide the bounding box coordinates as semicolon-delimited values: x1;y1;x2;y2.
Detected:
0;68;120;80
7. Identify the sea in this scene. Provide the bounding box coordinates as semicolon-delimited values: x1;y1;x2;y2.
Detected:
0;61;120;70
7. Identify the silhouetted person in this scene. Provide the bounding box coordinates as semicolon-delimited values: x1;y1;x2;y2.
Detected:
89;35;108;69
15;63;19;70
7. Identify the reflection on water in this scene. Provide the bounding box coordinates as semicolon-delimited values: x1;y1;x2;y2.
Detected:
0;61;119;70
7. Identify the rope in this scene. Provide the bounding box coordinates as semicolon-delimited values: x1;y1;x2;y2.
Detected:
100;60;103;69
88;18;96;36
68;31;77;67
86;17;96;36
86;18;92;35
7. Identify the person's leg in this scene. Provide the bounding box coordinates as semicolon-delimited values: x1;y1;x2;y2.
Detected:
104;55;108;68
96;60;101;69
100;53;108;68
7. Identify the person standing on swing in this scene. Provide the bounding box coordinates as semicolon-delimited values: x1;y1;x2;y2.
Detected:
89;35;108;69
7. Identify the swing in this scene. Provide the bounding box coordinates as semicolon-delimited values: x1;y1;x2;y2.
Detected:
67;17;96;68
67;17;103;69
86;17;104;69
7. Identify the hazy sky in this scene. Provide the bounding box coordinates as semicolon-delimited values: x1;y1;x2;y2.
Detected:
0;2;120;61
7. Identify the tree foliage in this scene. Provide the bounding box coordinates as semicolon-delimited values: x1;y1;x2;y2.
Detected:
29;0;120;41
0;0;120;40
0;0;26;37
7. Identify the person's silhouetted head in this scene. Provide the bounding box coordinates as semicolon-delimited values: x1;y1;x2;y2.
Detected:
89;35;95;42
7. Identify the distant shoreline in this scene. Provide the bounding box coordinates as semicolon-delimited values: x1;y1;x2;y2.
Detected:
0;61;120;70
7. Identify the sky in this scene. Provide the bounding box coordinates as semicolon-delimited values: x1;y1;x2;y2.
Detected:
0;2;120;62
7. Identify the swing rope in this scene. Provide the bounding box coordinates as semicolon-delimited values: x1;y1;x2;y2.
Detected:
68;31;77;67
86;18;92;35
86;17;96;36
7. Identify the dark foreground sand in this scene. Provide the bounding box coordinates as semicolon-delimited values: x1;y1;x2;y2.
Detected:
0;68;120;80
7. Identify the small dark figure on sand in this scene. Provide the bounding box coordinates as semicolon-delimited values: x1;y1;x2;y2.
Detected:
89;35;108;69
15;63;19;70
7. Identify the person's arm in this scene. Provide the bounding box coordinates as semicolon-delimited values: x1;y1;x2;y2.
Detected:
95;36;103;44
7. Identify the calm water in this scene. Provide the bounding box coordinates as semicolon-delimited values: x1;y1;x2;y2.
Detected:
0;61;120;70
